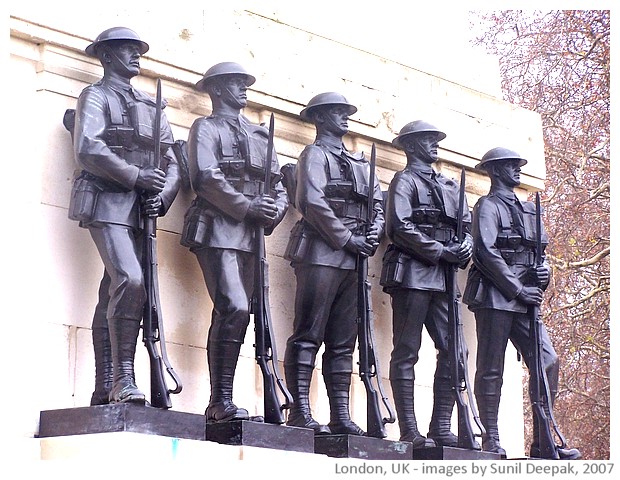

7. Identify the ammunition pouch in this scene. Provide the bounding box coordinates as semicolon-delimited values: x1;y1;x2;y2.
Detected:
104;126;135;151
228;178;266;198
496;232;522;249
284;221;313;262
417;225;455;244
180;199;211;248
327;198;367;221
68;174;102;223
463;267;485;307
219;158;246;178
380;244;410;288
128;101;174;150
325;180;354;200
246;155;267;179
499;249;535;266
219;157;281;198
104;129;170;170
411;207;441;225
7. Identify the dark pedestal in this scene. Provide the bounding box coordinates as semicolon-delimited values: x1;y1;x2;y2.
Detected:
38;404;206;440
314;434;413;459
413;446;502;460
206;420;314;453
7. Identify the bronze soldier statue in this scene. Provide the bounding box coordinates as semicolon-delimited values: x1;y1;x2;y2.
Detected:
463;147;581;459
181;62;288;423
283;92;384;436
69;27;180;405
379;121;473;448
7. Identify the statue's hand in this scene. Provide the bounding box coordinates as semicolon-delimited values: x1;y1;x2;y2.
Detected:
517;285;544;305
344;234;374;257
457;237;473;264
136;166;166;193
246;195;278;226
532;264;550;287
440;243;461;264
365;224;380;252
142;195;162;217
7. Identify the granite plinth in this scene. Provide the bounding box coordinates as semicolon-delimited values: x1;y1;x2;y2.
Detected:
413;445;502;460
38;404;206;440
206;419;314;453
314;434;413;459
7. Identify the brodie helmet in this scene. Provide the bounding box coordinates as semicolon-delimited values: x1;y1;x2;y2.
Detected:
391;120;446;149
195;62;256;91
299;92;357;121
85;27;149;57
475;147;528;170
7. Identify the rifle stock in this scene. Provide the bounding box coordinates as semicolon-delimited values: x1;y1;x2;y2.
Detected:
447;167;483;449
253;113;293;424
142;79;182;408
357;143;396;438
530;192;564;459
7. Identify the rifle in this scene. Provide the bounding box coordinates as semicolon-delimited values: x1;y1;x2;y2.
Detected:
357;143;396;438
529;192;566;459
252;113;293;424
446;167;484;449
142;79;183;408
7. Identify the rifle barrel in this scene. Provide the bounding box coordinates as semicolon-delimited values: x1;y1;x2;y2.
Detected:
141;78;182;408
357;143;395;438
253;113;292;423
530;191;565;458
154;79;162;170
265;113;274;191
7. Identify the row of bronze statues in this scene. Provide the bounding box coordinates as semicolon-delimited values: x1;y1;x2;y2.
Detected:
65;27;581;460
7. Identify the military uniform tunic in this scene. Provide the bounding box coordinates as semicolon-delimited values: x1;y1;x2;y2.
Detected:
463;188;559;404
381;164;471;382
71;76;180;321
284;134;384;375
184;113;288;344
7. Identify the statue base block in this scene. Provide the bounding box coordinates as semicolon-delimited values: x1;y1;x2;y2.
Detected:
314;434;413;459
413;446;502;460
38;404;206;440
206;420;314;453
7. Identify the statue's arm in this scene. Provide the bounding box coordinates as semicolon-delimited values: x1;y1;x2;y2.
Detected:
73;87;140;190
472;198;524;300
387;173;443;264
296;146;352;250
188;119;251;221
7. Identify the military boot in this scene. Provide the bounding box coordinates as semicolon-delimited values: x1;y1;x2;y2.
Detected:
391;378;436;448
90;325;113;405
427;373;459;447
477;393;506;457
285;364;330;434
108;318;145;404
325;372;365;436
205;340;249;423
90;287;113;406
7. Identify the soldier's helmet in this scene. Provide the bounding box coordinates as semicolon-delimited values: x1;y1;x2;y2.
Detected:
475;147;528;170
391;120;446;149
195;62;256;91
85;27;149;57
299;92;357;121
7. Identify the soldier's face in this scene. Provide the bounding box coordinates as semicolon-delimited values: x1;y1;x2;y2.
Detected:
319;105;350;137
493;160;521;187
407;133;440;164
105;42;142;79
220;75;248;110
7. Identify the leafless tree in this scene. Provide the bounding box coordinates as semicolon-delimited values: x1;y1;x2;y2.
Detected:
470;10;610;460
